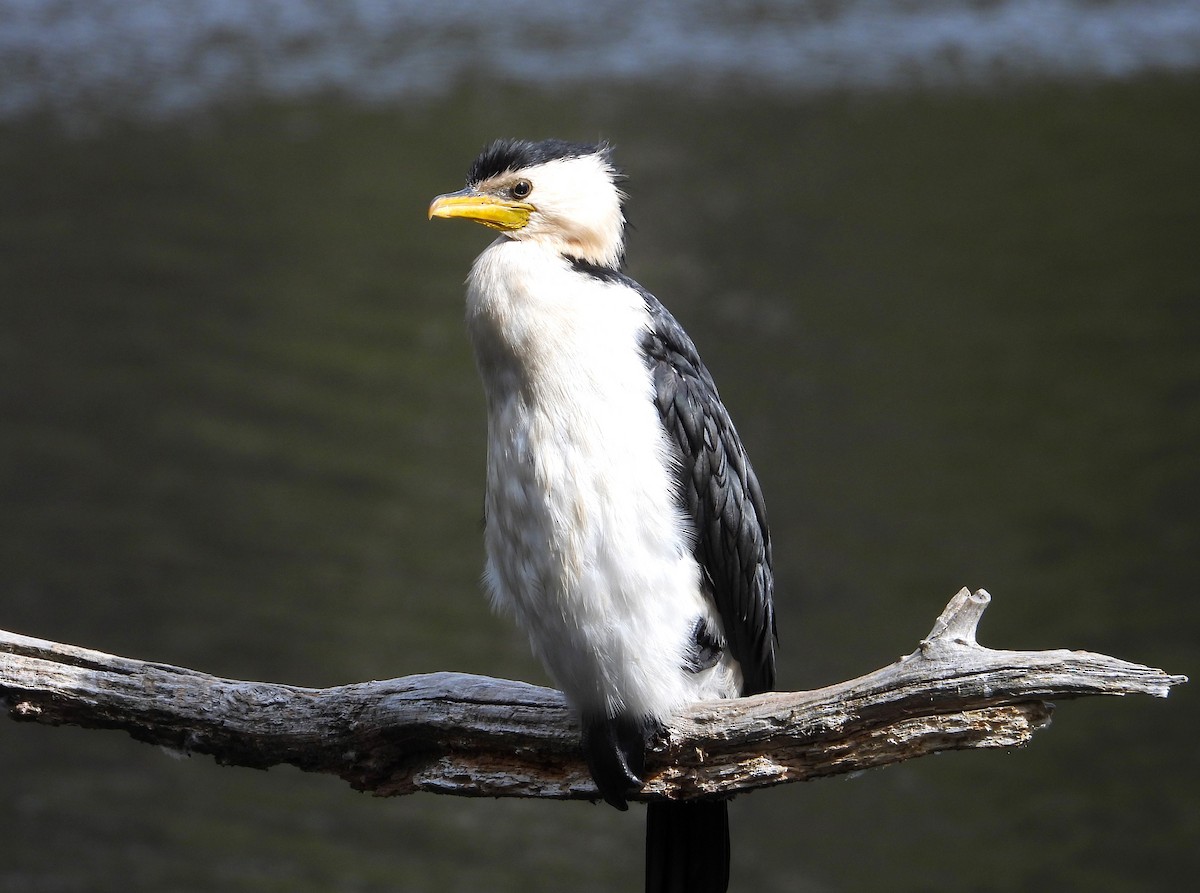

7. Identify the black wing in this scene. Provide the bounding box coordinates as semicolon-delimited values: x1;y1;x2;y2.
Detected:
639;290;777;695
565;257;777;695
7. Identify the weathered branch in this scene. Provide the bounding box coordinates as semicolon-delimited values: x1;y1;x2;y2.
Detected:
0;588;1185;801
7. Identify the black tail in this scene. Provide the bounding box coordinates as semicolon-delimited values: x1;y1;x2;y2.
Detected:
645;800;730;893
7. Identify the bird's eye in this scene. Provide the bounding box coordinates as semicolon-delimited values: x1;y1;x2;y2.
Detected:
510;179;533;200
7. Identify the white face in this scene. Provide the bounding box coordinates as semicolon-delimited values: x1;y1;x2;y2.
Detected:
432;152;627;268
487;154;626;266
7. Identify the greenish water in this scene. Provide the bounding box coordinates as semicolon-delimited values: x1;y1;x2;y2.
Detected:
1;78;1197;891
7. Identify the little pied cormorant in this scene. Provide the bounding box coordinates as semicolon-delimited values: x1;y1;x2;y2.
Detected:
429;138;777;893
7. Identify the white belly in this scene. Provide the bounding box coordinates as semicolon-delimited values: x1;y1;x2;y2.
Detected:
466;239;737;720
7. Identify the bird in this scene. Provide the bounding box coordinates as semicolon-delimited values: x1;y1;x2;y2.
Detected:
429;138;777;893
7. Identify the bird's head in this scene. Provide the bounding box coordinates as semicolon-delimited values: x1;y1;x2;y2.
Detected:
429;138;627;269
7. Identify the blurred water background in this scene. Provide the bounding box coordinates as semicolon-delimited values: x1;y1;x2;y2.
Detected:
1;1;1197;891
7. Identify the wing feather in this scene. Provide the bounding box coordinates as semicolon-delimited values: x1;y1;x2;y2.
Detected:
639;292;777;695
565;257;777;695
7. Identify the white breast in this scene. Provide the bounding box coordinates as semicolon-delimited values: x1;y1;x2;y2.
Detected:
465;238;737;721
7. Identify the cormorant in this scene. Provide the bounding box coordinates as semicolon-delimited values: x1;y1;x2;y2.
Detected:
430;138;777;893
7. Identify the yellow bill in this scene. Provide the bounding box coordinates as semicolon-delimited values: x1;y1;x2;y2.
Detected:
428;189;534;231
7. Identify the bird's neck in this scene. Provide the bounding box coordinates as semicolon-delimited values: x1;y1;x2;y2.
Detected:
527;212;625;269
464;239;645;401
558;234;624;270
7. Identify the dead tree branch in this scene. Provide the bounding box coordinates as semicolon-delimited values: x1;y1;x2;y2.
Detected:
0;588;1185;801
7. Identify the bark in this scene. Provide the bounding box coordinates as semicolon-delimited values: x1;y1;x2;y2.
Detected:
0;588;1185;801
